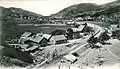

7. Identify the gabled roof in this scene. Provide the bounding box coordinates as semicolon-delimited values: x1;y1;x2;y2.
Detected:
70;25;86;32
109;24;119;31
70;28;81;32
64;54;77;62
113;28;120;31
42;34;51;40
78;25;86;31
27;35;46;43
50;35;67;41
109;24;118;28
21;32;32;38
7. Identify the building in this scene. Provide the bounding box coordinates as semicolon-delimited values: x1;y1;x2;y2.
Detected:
67;24;87;39
109;24;118;31
19;32;34;43
64;54;78;63
111;26;120;39
42;34;51;40
24;35;48;47
49;35;67;44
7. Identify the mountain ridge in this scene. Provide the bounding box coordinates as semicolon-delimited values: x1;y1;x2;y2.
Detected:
50;0;120;20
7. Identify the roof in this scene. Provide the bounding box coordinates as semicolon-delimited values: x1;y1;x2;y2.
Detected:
24;46;38;51
20;44;29;49
109;24;118;28
78;25;86;31
42;34;51;40
70;25;86;32
36;33;44;36
21;32;32;38
50;35;67;41
70;28;81;32
109;24;119;31
113;28;120;31
64;54;77;62
27;35;46;43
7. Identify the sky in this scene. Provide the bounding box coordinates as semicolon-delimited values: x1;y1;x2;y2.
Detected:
0;0;116;16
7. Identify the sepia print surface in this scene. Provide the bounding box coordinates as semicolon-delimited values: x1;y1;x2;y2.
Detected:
0;0;120;69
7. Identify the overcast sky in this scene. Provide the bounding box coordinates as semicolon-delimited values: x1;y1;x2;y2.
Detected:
0;0;116;16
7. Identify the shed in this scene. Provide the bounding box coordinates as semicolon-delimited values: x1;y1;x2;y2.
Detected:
49;35;67;44
64;54;78;63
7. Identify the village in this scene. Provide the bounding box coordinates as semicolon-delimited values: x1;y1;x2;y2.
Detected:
1;21;119;69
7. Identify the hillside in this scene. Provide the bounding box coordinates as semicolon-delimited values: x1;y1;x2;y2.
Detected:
0;6;43;42
50;3;99;18
0;6;43;24
50;0;120;23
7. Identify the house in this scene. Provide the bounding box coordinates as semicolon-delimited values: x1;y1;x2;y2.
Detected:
24;35;48;47
49;35;67;44
111;26;120;39
20;44;39;53
67;28;81;39
109;24;118;31
76;17;83;21
78;24;87;32
67;24;86;39
19;32;34;43
42;34;51;40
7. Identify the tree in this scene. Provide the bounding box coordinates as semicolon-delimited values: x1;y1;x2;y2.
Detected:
52;49;58;59
99;32;110;44
51;29;66;36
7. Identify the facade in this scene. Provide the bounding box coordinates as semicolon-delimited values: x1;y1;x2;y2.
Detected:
49;35;67;44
